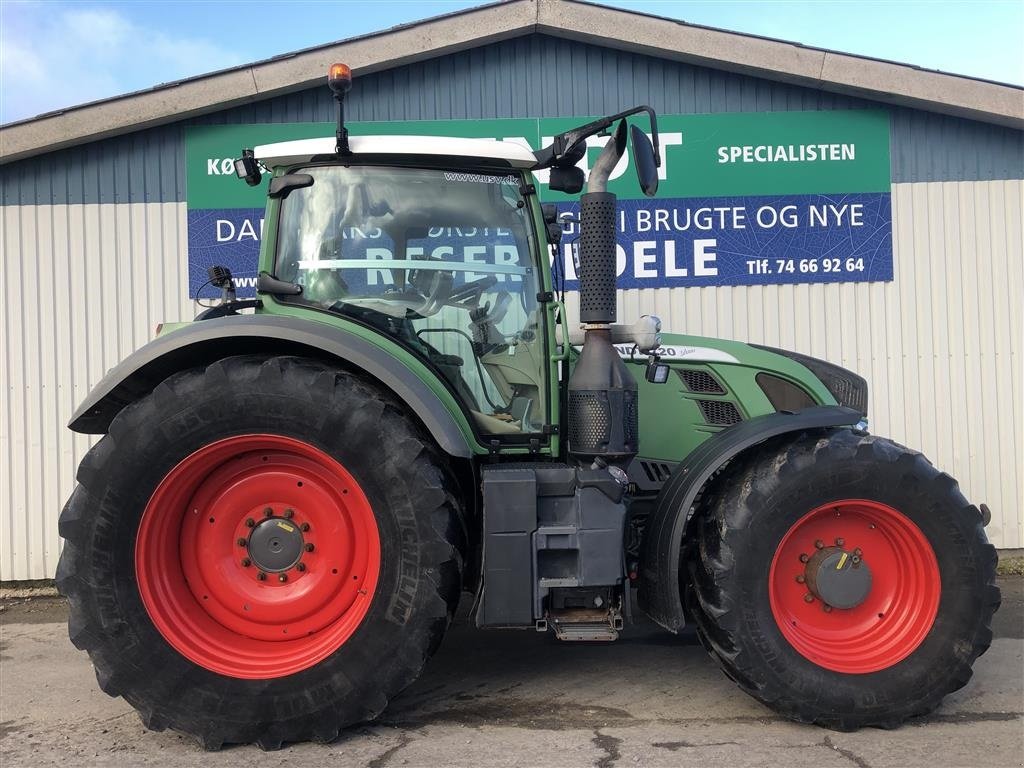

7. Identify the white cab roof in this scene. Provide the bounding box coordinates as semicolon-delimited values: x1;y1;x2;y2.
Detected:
254;135;538;169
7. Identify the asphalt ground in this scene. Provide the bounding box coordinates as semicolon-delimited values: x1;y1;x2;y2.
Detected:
1;578;1021;768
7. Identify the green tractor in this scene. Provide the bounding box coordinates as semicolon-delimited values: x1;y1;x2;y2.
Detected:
57;64;998;749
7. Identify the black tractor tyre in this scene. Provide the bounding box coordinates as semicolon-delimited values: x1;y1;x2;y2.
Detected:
56;355;465;749
683;428;999;731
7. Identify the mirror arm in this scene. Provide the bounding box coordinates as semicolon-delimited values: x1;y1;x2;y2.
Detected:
534;105;661;170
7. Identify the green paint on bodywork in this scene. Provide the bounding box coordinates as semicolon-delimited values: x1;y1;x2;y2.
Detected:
627;332;836;464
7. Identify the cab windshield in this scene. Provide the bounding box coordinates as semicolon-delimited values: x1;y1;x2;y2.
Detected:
275;165;548;438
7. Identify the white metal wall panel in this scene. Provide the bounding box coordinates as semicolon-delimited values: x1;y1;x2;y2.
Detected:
1;202;191;581
1;180;1021;580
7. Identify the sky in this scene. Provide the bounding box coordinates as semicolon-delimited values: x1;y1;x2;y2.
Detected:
1;0;1022;125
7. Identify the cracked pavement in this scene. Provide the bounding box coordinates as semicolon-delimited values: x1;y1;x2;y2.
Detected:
1;577;1021;768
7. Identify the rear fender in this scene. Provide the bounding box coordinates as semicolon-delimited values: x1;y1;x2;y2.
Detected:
637;406;863;632
68;314;474;459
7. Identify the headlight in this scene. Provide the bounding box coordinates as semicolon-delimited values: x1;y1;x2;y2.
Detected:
752;345;868;416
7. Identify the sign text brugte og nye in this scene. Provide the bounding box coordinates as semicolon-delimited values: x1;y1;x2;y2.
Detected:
185;110;892;297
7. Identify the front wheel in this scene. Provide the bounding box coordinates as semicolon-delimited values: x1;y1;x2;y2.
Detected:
684;429;999;730
57;356;464;749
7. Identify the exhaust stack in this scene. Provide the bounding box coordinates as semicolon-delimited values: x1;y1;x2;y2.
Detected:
567;122;638;466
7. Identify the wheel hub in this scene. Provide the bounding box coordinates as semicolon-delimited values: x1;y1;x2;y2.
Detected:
247;516;305;573
805;546;872;610
768;499;941;674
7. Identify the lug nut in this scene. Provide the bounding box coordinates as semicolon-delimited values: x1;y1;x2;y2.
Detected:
853;547;862;556
814;539;825;549
851;555;862;565
284;508;295;519
245;518;256;528
804;593;814;603
264;507;274;517
237;538;247;547
300;523;310;532
256;571;267;581
823;604;833;613
278;573;288;583
795;574;806;584
799;553;809;563
304;543;315;553
241;558;251;567
835;537;845;547
296;563;306;572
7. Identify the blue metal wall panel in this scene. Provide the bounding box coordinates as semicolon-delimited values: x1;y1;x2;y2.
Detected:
2;34;1021;206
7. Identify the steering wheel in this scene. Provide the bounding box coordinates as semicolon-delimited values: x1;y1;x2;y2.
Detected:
447;275;498;308
326;270;497;320
404;265;455;317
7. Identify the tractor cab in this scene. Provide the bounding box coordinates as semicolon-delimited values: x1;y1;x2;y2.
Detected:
254;138;551;437
226;70;666;454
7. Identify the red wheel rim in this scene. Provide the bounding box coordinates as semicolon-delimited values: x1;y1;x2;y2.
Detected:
135;435;381;679
768;499;940;674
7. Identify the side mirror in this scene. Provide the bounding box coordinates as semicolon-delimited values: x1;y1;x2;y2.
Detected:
268;173;314;199
630;124;659;197
234;152;262;187
549;165;585;194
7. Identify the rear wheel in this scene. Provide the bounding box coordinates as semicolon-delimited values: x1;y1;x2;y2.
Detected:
684;429;999;730
57;355;464;748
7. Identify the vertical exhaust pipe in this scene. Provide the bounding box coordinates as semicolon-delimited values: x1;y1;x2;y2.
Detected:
567;122;638;467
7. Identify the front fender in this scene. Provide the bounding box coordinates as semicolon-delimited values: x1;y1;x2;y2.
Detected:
637;406;863;632
69;314;475;459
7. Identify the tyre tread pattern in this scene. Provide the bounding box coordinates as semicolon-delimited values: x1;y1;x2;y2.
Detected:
683;429;999;731
57;355;464;749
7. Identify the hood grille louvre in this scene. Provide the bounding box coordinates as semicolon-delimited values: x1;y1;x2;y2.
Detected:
697;399;742;426
677;369;725;394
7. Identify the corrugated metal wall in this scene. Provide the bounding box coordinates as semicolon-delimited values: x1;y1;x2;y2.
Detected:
1;203;193;580
2;34;1022;580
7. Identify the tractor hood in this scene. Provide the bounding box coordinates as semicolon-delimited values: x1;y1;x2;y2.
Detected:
614;331;867;466
571;329;868;418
